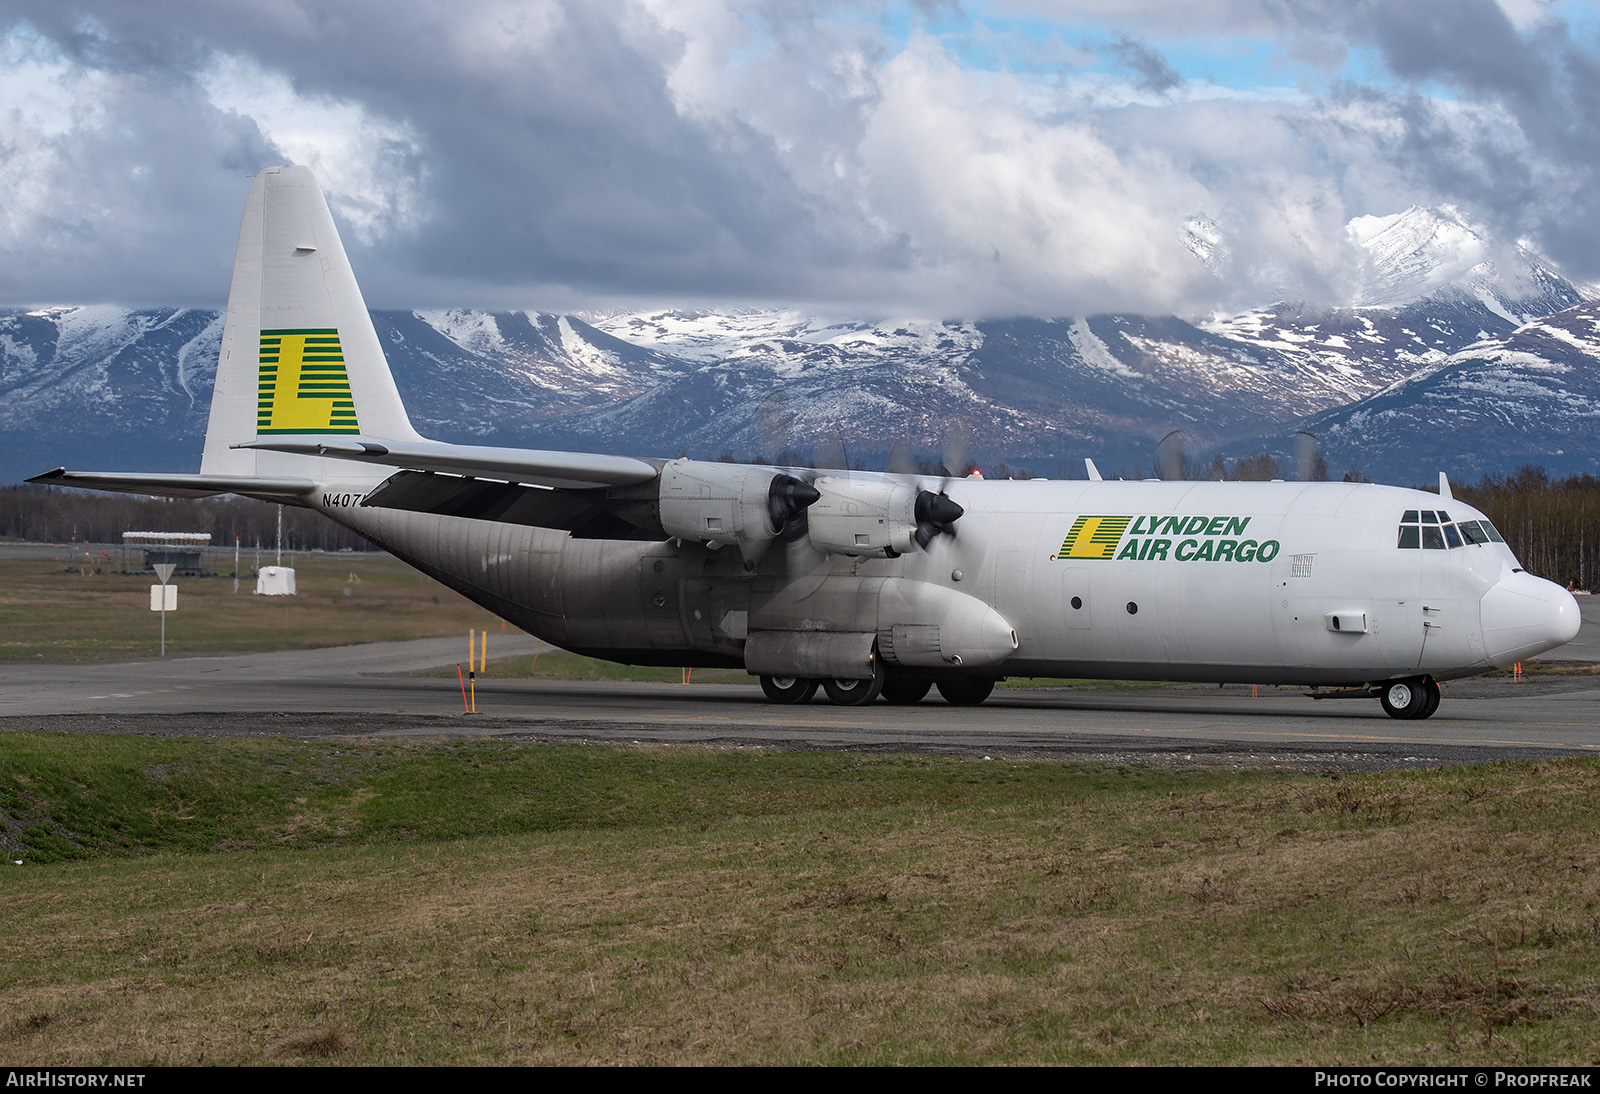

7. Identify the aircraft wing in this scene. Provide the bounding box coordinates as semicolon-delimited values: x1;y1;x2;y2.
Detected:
27;468;318;500
236;438;661;490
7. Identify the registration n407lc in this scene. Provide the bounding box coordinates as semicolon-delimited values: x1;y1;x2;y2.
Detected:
33;166;1581;719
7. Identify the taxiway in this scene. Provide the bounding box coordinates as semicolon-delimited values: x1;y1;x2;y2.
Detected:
4;633;1600;769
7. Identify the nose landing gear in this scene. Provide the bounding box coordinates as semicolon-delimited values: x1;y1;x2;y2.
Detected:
1379;676;1441;720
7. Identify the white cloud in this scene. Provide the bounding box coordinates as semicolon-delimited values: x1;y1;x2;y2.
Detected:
1;1;1597;316
0;28;109;246
198;53;426;244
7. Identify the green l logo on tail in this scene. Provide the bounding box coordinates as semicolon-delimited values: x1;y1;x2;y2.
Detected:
257;328;360;434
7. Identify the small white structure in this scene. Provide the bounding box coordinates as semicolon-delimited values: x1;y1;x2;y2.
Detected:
124;530;211;574
255;566;297;596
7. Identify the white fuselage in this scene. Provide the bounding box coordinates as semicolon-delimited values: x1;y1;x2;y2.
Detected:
308;473;1579;688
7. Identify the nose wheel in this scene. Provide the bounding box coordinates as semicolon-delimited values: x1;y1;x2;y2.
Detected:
1379;677;1440;720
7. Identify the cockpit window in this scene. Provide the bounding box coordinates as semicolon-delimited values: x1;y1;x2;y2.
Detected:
1398;512;1505;551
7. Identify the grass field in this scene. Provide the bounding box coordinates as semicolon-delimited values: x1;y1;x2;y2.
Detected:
2;733;1598;1065
0;552;507;662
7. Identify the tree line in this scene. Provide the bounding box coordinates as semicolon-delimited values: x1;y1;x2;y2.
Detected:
0;486;373;554
1454;467;1600;591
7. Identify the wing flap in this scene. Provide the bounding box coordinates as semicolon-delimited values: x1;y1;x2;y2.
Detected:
236;438;660;490
362;470;662;539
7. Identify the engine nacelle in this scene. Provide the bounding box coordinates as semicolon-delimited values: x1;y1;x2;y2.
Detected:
807;475;919;558
658;459;815;557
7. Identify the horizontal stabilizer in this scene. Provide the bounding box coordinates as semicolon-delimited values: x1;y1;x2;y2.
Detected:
236;438;660;490
363;470;661;539
27;468;317;500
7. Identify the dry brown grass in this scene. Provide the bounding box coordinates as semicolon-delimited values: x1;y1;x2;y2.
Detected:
0;554;505;661
3;752;1599;1065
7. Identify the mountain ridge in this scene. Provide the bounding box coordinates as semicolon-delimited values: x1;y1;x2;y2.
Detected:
4;206;1594;487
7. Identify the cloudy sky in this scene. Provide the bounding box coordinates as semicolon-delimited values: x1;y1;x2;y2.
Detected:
2;0;1598;317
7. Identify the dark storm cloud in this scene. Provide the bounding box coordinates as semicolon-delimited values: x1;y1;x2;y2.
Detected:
1;1;877;307
1105;34;1181;93
0;45;280;305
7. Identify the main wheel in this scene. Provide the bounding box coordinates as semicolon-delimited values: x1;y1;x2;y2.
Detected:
823;664;885;706
937;678;995;706
760;675;818;704
1379;677;1434;720
881;676;933;705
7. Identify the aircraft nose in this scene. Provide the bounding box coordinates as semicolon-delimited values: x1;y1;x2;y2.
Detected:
1480;571;1582;667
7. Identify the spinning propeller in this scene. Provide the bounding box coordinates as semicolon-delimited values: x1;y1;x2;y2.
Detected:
910;419;972;549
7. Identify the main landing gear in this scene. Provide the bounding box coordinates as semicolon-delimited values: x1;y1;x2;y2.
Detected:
757;672;995;707
1379;676;1441;720
759;676;818;704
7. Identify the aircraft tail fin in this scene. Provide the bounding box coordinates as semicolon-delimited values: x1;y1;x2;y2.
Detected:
200;165;421;480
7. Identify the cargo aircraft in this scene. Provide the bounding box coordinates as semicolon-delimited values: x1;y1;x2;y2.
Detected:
31;166;1582;718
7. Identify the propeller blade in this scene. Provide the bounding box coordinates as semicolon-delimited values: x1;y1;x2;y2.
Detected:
940;421;974;480
1295;431;1326;482
1157;429;1184;481
754;389;792;465
815;429;850;472
886;436;915;476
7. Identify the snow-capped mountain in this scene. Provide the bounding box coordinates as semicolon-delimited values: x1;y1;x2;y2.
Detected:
1348;204;1580;321
3;205;1595;486
1267;302;1600;484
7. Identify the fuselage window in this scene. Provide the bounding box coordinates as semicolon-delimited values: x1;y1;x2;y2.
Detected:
1421;510;1439;523
1398;526;1420;549
1483;521;1506;543
1401;510;1419;522
1422;525;1446;550
1443;523;1462;548
1458;521;1489;545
